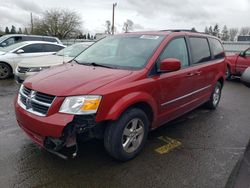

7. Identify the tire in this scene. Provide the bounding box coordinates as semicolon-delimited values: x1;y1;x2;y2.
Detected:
226;65;232;81
206;82;222;110
0;62;12;79
104;108;149;161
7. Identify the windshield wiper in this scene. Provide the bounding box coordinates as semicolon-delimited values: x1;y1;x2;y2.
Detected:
90;62;116;69
77;61;117;69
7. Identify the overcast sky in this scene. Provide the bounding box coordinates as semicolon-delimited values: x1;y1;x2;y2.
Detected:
0;0;249;34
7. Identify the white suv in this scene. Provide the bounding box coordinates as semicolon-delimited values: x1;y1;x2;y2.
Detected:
0;41;65;79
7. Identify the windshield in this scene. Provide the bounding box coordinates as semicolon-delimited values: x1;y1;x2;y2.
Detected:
0;42;26;52
75;35;164;69
56;43;91;57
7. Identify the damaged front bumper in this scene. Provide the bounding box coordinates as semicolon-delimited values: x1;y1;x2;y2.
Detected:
15;101;103;159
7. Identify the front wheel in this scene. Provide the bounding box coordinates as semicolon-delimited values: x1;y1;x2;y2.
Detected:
206;82;222;109
0;62;12;79
104;108;149;161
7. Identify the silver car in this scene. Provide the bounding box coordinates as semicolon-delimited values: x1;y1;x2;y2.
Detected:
15;42;93;83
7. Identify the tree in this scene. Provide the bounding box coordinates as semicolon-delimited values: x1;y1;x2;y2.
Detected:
5;27;10;34
33;9;82;39
18;28;22;34
24;28;29;34
10;25;16;34
229;28;238;41
204;26;209;34
212;24;220;37
122;19;134;33
105;20;111;34
191;27;197;32
221;25;230;41
208;26;213;35
87;33;90;39
0;28;3;36
239;27;250;36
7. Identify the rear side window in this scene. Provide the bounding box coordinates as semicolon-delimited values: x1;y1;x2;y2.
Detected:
209;38;225;59
21;44;44;53
189;37;211;64
23;36;42;41
43;44;64;52
159;37;189;68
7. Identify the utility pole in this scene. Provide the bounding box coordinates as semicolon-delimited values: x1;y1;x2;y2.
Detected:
30;12;34;34
111;3;117;35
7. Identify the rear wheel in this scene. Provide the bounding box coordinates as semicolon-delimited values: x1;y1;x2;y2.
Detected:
104;108;149;161
206;82;222;109
0;62;11;79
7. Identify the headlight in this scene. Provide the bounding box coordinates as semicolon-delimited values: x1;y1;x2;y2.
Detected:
59;95;102;115
28;67;50;72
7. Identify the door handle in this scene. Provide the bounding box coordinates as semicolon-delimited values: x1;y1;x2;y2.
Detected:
186;72;195;77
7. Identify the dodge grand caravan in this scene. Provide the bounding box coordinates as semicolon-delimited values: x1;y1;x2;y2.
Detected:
14;30;226;161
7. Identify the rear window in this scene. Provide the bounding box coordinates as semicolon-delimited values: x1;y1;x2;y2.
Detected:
43;44;64;52
189;37;211;64
209;38;225;59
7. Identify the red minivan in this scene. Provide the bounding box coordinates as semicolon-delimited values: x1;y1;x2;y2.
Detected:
14;30;226;161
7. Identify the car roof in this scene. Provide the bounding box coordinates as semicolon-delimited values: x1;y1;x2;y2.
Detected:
17;41;65;46
118;30;218;39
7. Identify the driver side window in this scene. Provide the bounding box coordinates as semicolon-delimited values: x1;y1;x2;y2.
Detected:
159;37;189;68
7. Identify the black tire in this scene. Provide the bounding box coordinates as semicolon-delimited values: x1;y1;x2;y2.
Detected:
104;108;149;161
0;62;12;79
226;65;232;81
206;82;222;109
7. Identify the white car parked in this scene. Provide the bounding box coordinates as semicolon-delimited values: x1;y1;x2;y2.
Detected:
14;42;93;83
0;41;65;79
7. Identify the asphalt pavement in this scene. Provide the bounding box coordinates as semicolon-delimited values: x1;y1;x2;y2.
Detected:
0;79;250;188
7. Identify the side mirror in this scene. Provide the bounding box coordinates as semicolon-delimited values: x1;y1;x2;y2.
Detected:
1;43;7;47
159;58;181;73
239;51;245;57
16;49;24;54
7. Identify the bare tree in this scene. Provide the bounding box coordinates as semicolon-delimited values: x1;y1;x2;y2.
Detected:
33;9;82;39
239;27;250;36
105;20;111;34
122;19;134;33
229;28;238;41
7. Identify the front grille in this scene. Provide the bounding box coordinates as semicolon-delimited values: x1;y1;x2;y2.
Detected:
18;67;29;73
18;85;56;116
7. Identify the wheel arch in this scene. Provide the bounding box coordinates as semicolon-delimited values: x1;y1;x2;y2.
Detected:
100;92;158;127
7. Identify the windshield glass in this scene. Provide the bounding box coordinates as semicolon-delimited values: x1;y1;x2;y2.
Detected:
75;35;164;69
56;43;91;57
0;42;26;52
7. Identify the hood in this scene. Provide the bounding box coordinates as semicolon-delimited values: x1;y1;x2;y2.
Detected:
24;62;132;96
18;55;73;67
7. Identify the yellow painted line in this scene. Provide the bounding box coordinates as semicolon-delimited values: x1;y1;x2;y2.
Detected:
155;136;182;154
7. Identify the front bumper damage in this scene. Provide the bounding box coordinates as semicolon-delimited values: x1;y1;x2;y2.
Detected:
43;115;105;159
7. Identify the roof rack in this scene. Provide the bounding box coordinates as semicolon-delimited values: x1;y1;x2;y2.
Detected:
160;29;197;32
160;29;206;34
